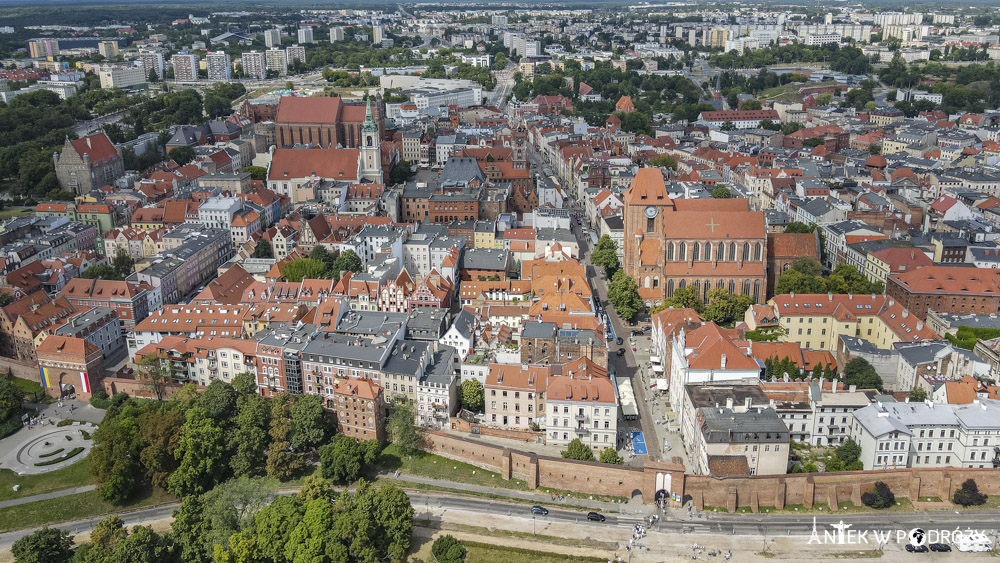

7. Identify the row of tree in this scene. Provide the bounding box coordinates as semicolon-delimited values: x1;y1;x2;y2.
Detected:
280;248;364;283
90;375;334;504
13;477;415;563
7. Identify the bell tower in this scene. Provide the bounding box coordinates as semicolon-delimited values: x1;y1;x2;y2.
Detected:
512;126;527;169
359;100;383;184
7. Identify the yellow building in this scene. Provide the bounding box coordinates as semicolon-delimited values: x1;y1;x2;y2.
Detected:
767;293;938;351
474;224;496;249
880;138;908;155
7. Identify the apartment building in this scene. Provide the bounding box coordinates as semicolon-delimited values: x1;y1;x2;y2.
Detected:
332;379;386;442
545;358;616;452
241;51;266;79
484;364;547;430
206;52;231;81
171;53;198;81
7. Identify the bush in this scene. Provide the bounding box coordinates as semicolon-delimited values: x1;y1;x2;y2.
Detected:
432;534;466;563
34;447;84;466
0;414;21;439
38;448;65;458
56;419;73;427
861;481;895;509
89;390;111;409
953;479;987;507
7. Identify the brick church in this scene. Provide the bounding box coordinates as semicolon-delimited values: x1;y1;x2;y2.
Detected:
274;94;385;149
623;168;767;306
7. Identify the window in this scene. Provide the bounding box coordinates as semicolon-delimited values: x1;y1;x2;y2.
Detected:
647;217;655;233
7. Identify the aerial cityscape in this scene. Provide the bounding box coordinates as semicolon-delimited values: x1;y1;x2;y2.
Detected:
5;1;1000;561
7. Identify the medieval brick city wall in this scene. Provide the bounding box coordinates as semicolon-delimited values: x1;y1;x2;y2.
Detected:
423;431;1000;508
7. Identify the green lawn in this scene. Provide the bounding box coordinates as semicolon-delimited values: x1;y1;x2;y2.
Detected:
0;207;32;219
463;541;606;563
0;456;94;502
0;486;175;533
7;376;51;403
373;443;532;492
372;444;626;503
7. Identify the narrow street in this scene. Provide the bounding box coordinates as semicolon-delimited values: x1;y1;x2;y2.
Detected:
571;207;664;463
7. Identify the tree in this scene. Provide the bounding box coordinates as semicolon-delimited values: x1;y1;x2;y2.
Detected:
289;394;331;452
861;481;895;509
253;240;273;259
432;535;466;563
908;387;927;402
388;160;416;185
241;166;267;181
201;476;277;554
308;245;337;270
648;154;677;170
105;525;176;563
11;527;74;563
599;447;624;465
171;494;211;563
199;380;238;423
802;137;824;148
148;69;159;83
112;247;134;280
492;52;507;70
0;377;24;422
388;397;423;456
460;379;484;413
835;438;861;465
319;434;364;483
82;515;128;562
653;285;704;313
280;258;328;282
90;412;142;504
720;120;735;131
790;257;823;277
561;438;595;461
815;93;833;106
231;394;271;478
266;395;305;480
703;288;753;326
740;99;762;111
135;352;172;401
168;146;196;166
774;268;828;295
841;357;883;391
827;263;882;295
331;249;363;278
607;270;642;321
334;481;414;563
138;410;184;490
0;293;12;307
711;185;732;199
953;479;988;507
784;222;815;234
591;245;620;277
168;406;228;496
759;119;781;131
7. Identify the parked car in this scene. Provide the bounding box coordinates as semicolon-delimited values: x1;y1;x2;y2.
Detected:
616;337;623;345
905;544;928;553
928;544;951;552
531;505;548;516
587;512;606;522
616;348;626;357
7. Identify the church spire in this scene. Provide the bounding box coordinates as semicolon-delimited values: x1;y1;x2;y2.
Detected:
362;100;377;133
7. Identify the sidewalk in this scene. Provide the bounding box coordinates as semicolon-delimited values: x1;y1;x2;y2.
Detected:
0;486;95;509
377;471;651;516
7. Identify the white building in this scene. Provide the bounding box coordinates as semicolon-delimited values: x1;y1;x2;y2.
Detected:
98;66;146;89
297;27;314;44
171;53;198;81
198;197;243;230
852;399;1000;470
139;51;164;81
265;48;287;76
330;27;344;42
241;51;265;79
206;51;231;81
264;28;281;48
545;358;618;453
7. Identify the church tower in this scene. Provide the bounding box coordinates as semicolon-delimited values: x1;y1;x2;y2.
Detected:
359;100;383;184
512;126;527;169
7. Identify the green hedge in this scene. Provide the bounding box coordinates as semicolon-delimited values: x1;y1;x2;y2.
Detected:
0;414;21;439
946;325;1000;350
38;448;65;458
34;447;84;467
89;390;111;410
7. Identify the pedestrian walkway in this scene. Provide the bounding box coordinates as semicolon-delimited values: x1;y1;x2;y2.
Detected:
376;471;651;516
0;485;96;509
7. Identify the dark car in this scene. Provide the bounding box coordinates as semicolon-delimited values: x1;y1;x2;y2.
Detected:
928;544;951;552
616;348;626;357
531;506;548;516
587;512;606;522
905;544;928;553
616;337;624;345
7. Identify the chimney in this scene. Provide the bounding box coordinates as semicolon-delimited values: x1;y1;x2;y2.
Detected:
917;321;924;330
720;354;727;369
726;396;734;410
782;371;789;382
828;292;833;301
832;378;839;393
744;396;752;410
888;298;895;307
902;309;908;318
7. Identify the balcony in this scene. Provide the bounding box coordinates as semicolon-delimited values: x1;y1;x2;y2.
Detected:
574;426;588;434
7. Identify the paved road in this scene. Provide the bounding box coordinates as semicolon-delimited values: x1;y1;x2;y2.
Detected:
571;206;662;463
0;486;95;509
